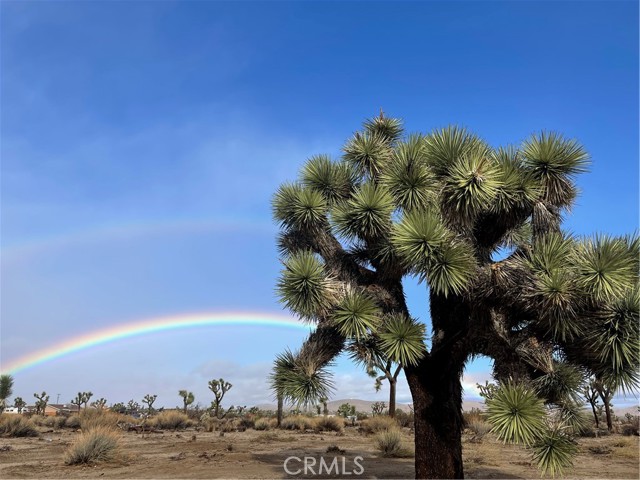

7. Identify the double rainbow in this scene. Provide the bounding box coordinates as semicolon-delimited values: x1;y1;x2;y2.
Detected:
2;311;309;374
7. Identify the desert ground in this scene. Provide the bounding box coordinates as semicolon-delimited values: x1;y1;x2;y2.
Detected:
1;423;638;479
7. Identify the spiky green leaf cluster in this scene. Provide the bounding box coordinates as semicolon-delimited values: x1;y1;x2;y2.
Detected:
587;288;640;391
333;291;380;340
441;148;502;224
392;211;476;295
276;251;334;319
532;428;579;478
575;235;637;302
486;381;546;445
343;131;391;177
379;314;426;366
521;132;589;206
269;349;334;407
333;182;394;240
380;135;435;211
363;112;404;144
301;155;356;204
273;183;327;230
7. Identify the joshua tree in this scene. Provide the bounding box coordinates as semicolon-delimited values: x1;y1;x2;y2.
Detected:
582;378;601;429
270;113;638;478
371;401;386;416
337;403;356;418
0;374;14;413
34;391;49;415
82;391;93;410
13;397;26;413
348;338;403;417
126;399;140;415
319;396;329;416
91;398;108;410
208;378;232;419
178;390;195;414
142;394;157;415
71;393;84;412
593;378;615;432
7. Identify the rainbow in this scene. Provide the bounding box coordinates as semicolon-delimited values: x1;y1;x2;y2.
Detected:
2;311;310;374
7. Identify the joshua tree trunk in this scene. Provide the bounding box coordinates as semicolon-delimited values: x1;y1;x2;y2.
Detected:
277;393;283;427
590;403;600;429
406;293;469;479
388;378;397;418
406;359;465;479
603;401;613;432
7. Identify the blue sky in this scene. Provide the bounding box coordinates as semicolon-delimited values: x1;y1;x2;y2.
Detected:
1;1;638;410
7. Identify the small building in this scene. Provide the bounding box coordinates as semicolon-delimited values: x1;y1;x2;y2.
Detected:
43;404;81;416
3;407;23;415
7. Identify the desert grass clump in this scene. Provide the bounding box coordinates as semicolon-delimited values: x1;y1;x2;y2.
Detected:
467;419;491;442
314;416;344;432
375;428;403;457
64;426;120;465
66;415;81;429
151;411;190;430
0;415;39;437
280;415;315;431
361;415;397;434
80;410;120;431
254;418;271;431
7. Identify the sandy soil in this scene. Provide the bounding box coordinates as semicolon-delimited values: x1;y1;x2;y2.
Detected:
0;426;638;479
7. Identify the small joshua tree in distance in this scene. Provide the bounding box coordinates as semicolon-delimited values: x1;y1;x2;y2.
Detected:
179;390;195;414
208;378;232;419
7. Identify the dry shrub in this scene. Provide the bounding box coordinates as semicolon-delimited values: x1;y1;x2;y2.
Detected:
0;415;39;437
64;426;120;465
66;415;81;429
80;410;120;431
375;428;402;456
254;418;270;431
221;418;241;432
54;416;67;429
620;416;639;436
462;408;485;426
30;415;47;426
394;410;414;428
280;415;315;431
314;416;344;432
238;417;255;430
467;420;491;442
361;415;397;434
151;411;190;430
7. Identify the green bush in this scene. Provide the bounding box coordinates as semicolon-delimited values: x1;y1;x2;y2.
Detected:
64;426;120;465
0;415;39;437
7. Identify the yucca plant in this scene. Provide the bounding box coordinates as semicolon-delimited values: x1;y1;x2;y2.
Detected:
270;112;638;479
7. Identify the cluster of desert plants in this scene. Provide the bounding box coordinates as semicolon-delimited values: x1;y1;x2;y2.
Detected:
149;411;191;430
0;414;38;437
